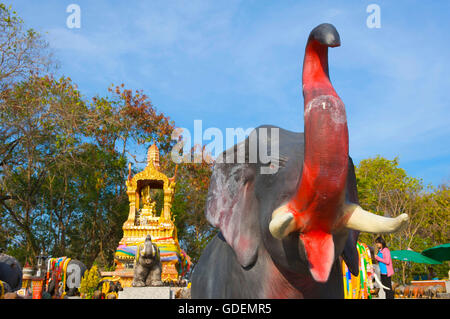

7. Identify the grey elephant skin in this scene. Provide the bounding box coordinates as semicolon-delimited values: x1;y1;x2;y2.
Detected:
191;126;360;298
0;253;22;292
132;235;163;287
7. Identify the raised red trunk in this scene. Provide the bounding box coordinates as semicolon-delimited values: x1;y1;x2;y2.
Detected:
284;35;349;282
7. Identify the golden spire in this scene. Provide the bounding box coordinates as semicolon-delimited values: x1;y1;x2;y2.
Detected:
147;143;160;169
128;162;132;181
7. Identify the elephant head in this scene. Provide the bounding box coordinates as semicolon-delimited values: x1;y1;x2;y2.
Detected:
204;23;409;286
139;235;157;266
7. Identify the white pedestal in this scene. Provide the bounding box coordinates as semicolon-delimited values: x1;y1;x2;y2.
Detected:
118;287;174;299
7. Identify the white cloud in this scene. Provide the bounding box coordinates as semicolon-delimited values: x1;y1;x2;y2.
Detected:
47;27;99;53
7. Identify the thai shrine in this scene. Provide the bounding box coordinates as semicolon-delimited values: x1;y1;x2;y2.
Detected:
102;144;190;287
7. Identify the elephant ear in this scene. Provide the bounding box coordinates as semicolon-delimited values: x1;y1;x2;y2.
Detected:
342;157;360;276
152;243;160;259
205;141;260;268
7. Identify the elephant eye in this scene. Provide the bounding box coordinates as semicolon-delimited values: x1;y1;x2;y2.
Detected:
242;166;255;184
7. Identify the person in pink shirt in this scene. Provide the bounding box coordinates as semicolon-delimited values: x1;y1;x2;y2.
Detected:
375;236;394;299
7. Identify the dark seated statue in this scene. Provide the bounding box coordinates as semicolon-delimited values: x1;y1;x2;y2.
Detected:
132;235;163;287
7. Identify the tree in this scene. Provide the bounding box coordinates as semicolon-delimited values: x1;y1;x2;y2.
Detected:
0;75;86;260
87;84;175;157
80;84;175;267
415;184;450;279
160;146;216;266
418;184;449;246
0;3;55;89
62;143;129;267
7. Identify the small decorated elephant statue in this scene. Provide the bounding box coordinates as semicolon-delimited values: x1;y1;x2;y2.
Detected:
132;235;163;287
96;277;123;299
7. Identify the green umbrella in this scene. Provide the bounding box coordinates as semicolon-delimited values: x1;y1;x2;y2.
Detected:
422;243;450;262
391;250;442;264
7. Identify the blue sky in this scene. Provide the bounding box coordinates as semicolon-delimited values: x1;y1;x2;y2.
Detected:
7;0;450;187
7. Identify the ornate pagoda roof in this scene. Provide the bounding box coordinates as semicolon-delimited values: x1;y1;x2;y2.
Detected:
126;144;171;191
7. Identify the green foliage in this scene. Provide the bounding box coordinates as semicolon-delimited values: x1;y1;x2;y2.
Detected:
160;148;217;265
0;3;55;88
79;265;101;299
356;156;422;213
0;75;87;260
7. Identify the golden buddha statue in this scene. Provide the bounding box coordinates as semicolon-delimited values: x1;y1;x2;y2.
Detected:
139;186;156;225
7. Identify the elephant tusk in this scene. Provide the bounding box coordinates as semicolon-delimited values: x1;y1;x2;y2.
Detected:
373;272;390;291
269;205;298;239
344;204;409;234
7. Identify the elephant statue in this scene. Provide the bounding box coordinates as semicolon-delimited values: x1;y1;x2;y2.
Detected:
191;23;409;298
96;277;123;299
394;284;405;298
0;253;22;293
46;258;87;297
132;235;163;287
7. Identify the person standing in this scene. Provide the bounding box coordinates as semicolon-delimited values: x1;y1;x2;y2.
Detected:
375;236;394;299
